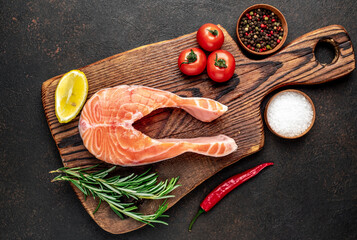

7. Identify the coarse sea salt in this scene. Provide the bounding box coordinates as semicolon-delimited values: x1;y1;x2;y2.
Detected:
266;91;314;138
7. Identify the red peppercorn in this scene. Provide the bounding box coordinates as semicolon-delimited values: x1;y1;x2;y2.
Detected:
248;15;252;20
254;12;257;16
263;15;266;18
259;49;263;52
245;32;249;36
277;39;281;43
246;14;250;17
270;30;274;35
261;29;264;32
252;47;255;50
278;26;282;31
260;24;265;28
272;18;276;22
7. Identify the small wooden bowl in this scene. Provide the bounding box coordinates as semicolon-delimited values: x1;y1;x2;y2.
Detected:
264;89;316;139
236;4;288;56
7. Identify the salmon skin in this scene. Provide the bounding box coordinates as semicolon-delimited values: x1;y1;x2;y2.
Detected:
78;85;237;166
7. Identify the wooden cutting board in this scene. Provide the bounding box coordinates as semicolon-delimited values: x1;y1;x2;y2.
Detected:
42;25;355;234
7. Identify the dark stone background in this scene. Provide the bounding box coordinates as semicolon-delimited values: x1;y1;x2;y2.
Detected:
1;0;356;239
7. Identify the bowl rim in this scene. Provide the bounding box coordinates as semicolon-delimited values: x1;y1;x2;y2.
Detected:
236;4;288;56
264;89;316;139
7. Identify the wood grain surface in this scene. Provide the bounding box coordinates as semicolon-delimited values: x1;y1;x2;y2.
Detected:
42;25;355;234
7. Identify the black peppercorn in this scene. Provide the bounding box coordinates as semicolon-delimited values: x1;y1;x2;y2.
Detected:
238;7;284;52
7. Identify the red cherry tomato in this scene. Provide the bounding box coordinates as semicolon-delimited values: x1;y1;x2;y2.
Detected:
207;50;235;82
196;23;224;52
178;48;207;76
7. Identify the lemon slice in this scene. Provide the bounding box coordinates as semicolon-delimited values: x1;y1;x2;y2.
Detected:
55;70;88;123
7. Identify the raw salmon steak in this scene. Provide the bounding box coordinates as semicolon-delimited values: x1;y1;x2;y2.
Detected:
78;85;237;166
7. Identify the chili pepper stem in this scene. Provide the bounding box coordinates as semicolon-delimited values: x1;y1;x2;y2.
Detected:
188;208;205;232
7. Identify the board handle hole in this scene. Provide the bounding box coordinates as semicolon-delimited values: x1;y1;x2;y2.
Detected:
314;38;339;65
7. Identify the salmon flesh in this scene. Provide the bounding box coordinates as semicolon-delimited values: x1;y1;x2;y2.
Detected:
78;85;237;166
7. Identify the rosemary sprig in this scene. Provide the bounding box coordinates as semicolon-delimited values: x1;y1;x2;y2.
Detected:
50;165;180;226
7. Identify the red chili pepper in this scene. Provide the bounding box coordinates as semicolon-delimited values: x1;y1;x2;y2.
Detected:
188;162;274;231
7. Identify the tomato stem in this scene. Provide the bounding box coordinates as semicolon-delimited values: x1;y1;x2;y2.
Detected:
180;49;197;67
214;53;227;68
207;29;219;36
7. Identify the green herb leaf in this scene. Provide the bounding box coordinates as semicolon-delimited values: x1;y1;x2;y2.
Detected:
50;165;180;226
214;54;227;68
93;198;101;214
